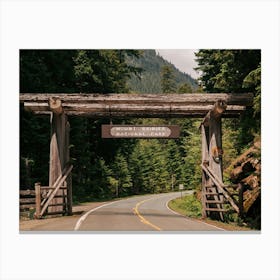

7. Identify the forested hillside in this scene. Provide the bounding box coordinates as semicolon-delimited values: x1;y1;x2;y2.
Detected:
127;50;197;93
20;49;261;223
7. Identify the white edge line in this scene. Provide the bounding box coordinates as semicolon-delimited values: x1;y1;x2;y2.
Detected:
74;193;226;231
75;193;168;231
165;199;226;231
74;200;119;230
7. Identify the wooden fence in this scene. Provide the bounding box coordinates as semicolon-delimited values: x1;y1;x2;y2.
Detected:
20;164;73;218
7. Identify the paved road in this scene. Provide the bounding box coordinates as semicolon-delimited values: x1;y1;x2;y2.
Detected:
75;192;224;231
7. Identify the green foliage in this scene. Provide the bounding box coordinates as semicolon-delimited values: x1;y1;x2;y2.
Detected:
20;50;77;93
242;63;261;117
73;50;142;93
179;120;202;189
20;106;50;188
129;138;170;194
195;50;260;93
177;83;193;93
112;153;132;196
169;194;202;218
160;65;176;93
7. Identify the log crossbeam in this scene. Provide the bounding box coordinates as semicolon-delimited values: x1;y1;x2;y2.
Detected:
20;93;253;118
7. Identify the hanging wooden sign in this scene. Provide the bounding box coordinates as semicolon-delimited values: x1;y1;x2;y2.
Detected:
101;125;180;139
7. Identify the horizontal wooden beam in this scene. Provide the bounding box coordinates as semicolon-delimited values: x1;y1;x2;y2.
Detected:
20;93;254;105
20;93;253;117
26;106;245;118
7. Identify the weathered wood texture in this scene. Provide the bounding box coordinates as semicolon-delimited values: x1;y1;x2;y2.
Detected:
48;113;69;214
202;100;227;127
200;113;238;220
23;103;246;118
20;189;36;196
19;186;68;215
19;189;36;211
20;93;253;117
200;107;247;219
49;97;63;114
201;164;240;214
208;115;224;220
65;121;72;215
19;93;254;104
40;164;73;217
201;124;209;218
227;140;261;214
209;115;223;181
35;183;41;218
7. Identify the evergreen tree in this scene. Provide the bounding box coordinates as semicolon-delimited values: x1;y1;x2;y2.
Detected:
177;83;193;93
112;153;132;196
160;65;176;93
166;140;184;189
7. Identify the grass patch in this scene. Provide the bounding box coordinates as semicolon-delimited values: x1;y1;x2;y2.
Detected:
169;193;202;218
169;193;254;231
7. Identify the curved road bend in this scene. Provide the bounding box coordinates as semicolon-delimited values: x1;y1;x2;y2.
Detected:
75;192;224;231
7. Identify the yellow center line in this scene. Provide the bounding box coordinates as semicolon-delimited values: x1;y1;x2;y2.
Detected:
133;197;162;231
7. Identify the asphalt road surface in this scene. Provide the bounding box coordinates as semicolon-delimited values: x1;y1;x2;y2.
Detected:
75;191;224;232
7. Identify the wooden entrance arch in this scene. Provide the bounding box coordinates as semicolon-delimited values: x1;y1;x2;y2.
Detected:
20;93;253;220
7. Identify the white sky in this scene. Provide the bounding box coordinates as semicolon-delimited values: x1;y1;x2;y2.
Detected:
156;49;200;79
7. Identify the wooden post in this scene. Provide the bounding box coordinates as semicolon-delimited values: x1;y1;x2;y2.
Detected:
209;114;224;220
49;97;63;114
201;124;209;218
201;101;227;220
209;116;223;181
49;112;67;214
35;182;41;219
65;121;72;215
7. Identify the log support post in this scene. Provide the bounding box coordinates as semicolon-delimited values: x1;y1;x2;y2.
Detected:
65;121;72;215
209;114;224;221
48;98;72;215
201;100;227;221
201;124;209;218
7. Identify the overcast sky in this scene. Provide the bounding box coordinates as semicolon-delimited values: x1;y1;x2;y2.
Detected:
156;49;200;79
